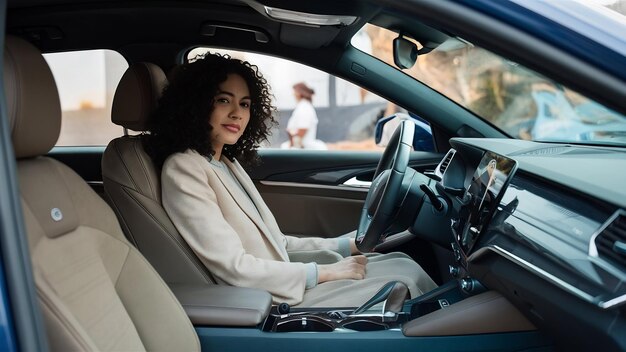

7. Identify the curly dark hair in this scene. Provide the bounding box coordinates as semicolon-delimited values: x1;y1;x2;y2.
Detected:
144;52;277;169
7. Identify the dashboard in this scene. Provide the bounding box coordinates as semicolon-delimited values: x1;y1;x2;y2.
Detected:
429;138;626;351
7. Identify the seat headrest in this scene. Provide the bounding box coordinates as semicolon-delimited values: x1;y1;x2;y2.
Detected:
112;62;167;131
3;36;62;158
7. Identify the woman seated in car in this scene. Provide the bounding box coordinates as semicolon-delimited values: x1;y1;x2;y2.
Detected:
145;53;436;307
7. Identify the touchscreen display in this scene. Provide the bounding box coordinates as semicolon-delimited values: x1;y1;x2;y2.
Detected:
460;151;517;251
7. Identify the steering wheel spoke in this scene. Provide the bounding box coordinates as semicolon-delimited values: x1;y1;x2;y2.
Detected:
356;120;415;252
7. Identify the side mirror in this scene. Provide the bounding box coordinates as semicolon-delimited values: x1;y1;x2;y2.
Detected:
393;35;418;69
375;113;434;151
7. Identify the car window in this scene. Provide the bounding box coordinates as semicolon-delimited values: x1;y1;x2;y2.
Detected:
351;23;626;147
43;50;128;146
187;47;434;152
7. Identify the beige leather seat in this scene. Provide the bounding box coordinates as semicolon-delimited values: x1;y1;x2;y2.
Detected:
4;36;200;351
102;63;215;285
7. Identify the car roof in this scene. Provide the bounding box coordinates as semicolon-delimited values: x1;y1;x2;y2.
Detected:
6;0;626;122
5;0;377;69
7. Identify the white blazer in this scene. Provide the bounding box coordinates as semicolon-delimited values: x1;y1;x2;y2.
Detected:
161;149;341;304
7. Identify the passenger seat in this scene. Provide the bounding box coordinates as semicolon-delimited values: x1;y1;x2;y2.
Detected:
4;36;199;350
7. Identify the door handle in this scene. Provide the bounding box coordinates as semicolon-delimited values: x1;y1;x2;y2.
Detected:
342;177;371;188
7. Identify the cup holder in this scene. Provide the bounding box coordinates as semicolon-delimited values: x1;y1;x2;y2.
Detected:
263;309;407;333
272;314;391;332
275;316;334;332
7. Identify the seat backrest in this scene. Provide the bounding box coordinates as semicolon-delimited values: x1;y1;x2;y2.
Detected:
3;36;200;351
102;62;215;285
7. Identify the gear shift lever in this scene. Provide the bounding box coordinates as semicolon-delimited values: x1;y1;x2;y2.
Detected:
352;281;409;315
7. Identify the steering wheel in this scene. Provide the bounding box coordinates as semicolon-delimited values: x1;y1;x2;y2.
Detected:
356;119;415;252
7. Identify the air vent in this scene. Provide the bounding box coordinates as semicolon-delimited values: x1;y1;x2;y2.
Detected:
436;149;456;177
514;146;571;156
513;146;613;157
590;210;626;267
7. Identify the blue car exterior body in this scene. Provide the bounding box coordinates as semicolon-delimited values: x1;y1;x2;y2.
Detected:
457;0;626;82
0;258;18;352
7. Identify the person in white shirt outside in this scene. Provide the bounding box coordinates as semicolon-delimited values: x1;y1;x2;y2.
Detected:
284;82;327;150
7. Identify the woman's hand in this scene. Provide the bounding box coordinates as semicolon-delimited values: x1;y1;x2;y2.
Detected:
318;255;367;283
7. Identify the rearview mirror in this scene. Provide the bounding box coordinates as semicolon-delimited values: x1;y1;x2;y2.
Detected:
393;36;418;69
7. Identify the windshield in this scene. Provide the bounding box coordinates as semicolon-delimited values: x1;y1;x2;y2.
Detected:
351;19;626;146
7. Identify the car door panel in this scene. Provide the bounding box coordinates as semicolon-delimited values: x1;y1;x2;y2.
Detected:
255;180;368;237
250;149;444;238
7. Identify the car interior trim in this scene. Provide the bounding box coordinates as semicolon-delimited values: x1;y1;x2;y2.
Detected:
401;290;535;336
601;291;626;309
262;6;357;26
469;245;626;309
195;326;549;351
259;180;370;193
588;208;626;257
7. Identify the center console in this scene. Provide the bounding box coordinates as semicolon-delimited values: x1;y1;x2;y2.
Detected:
172;271;535;343
262;279;486;333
